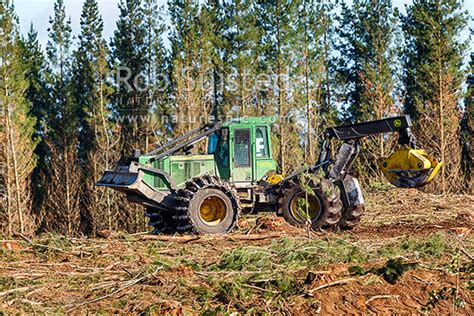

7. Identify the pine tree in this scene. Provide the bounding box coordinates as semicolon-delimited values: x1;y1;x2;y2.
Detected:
201;0;226;118
335;0;399;119
72;0;121;233
73;0;105;161
335;0;401;183
110;0;159;231
293;0;337;164
461;51;473;192
360;0;399;120
0;2;37;235
320;0;337;122
168;0;213;135
334;0;367;122
402;0;469;193
110;0;148;156
142;0;169;150
257;0;300;174
19;24;51;215
43;0;82;235
223;0;263;117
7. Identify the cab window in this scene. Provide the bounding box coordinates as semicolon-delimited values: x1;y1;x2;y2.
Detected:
215;129;229;167
207;132;218;154
234;129;251;167
256;126;269;158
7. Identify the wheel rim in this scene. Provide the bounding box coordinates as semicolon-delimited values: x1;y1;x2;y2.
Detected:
199;195;227;226
290;192;321;223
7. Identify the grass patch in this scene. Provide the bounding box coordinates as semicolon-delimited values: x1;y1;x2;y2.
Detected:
147;241;166;255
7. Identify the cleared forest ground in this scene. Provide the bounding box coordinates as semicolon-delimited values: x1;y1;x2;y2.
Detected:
1;188;473;314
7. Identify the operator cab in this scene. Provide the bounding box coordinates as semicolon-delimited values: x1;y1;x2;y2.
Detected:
207;117;277;185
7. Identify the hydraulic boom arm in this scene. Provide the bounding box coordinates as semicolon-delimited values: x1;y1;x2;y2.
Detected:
324;115;416;147
318;115;441;188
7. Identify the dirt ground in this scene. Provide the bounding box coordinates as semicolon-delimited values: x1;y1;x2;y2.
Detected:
1;188;473;314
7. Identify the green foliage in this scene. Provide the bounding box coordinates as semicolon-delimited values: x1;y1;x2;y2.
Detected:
348;265;366;276
373;258;417;284
461;50;473;191
0;1;38;235
402;0;469;193
71;0;120;234
366;181;393;192
335;0;401;184
216;237;369;272
147;241;166;255
20;25;51;212
257;0;301;173
110;0;149;154
336;0;399;122
402;0;468;120
72;0;107;158
349;258;417;284
46;0;78;144
201;305;227;316
298;172;318;196
142;0;169;142
37;0;84;235
192;285;215;303
167;0;213;137
221;0;263;116
217;233;453;273
377;232;449;259
422;286;465;312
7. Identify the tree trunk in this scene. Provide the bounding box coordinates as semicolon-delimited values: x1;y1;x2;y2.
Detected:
304;28;312;164
6;104;24;233
276;11;285;174
439;70;446;194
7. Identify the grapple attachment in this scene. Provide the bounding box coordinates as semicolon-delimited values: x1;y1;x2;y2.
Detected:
378;147;442;188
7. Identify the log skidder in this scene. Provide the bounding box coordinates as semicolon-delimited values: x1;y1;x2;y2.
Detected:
97;115;441;234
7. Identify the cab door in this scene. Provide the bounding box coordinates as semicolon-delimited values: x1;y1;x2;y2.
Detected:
231;128;253;182
255;126;276;179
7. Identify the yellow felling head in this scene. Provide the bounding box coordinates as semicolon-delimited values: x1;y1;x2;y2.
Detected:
378;147;442;188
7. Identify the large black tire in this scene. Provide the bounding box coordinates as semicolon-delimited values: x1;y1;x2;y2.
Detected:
145;208;176;234
338;205;365;230
278;179;343;231
172;175;241;234
337;175;365;230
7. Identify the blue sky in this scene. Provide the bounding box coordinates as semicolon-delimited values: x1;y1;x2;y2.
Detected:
13;0;474;52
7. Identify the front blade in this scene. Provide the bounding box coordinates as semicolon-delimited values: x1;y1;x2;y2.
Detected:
95;162;169;207
96;169;139;189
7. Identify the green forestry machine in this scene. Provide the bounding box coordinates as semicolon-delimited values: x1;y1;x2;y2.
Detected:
97;115;441;234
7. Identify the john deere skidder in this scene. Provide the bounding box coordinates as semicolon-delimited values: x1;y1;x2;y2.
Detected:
97;115;441;234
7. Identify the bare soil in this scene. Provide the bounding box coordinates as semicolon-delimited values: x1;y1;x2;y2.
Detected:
1;188;473;314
